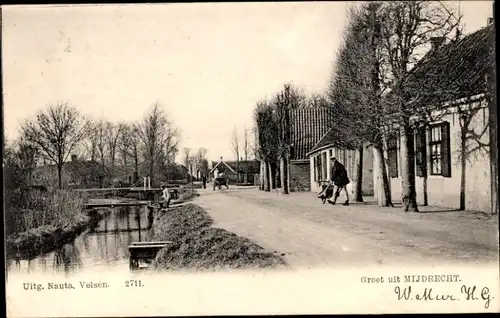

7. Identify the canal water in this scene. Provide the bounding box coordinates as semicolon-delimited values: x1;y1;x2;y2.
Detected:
5;205;151;277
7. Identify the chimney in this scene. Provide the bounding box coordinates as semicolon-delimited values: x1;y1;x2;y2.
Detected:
430;37;445;52
220;156;223;161
71;154;78;162
491;1;495;25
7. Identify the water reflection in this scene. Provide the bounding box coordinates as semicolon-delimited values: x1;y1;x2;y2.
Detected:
6;204;152;276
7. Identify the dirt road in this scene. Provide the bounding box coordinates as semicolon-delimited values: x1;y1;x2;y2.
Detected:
193;187;499;269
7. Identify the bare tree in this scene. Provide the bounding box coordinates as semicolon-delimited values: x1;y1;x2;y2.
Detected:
104;121;124;181
127;123;142;183
231;127;240;182
308;92;330;108
95;119;107;166
243;126;250;161
81;119;99;162
183;147;191;182
138;103;179;187
254;101;274;191
194;147;208;179
378;1;461;212
272;83;306;194
329;2;394;206
165;125;181;164
118;122;132;166
21;103;86;189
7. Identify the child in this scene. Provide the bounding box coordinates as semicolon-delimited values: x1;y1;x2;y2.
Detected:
160;185;171;209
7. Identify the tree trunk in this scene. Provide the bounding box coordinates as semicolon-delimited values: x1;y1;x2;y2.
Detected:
274;162;281;188
422;176;428;206
134;153;139;184
460;121;467;210
400;126;419;212
149;164;154;188
268;161;275;189
57;164;63;189
100;154;105;187
280;154;289;195
264;160;270;192
259;160;266;191
487;72;498;214
354;145;364;202
236;159;240;184
373;145;393;207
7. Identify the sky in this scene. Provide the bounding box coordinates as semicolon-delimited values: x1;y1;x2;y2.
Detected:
1;1;494;163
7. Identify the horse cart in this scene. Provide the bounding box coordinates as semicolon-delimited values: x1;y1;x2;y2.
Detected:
213;176;229;190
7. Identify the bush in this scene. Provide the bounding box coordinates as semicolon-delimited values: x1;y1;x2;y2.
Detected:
7;189;85;234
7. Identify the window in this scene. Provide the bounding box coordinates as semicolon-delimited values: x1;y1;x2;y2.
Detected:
315;155;322;181
429;122;451;177
429;125;442;175
387;136;399;178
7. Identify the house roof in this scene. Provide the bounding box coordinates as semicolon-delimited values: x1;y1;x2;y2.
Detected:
306;123;358;157
290;106;335;160
209;158;236;174
403;24;495;109
224;160;260;173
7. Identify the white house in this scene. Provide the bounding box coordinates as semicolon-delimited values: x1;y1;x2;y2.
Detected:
376;23;496;213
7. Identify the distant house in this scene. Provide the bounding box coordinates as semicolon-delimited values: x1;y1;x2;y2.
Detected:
224;159;260;184
288;107;335;191
208;157;259;185
378;23;496;213
34;155;108;189
209;157;237;182
65;156;108;188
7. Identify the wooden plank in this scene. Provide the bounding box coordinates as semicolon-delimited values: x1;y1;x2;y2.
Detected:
129;244;169;249
84;201;151;208
76;186;181;192
130;241;173;246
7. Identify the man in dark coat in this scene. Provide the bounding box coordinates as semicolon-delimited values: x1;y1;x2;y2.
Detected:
328;157;350;206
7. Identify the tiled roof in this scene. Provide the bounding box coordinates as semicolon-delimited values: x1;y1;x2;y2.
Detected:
404;24;495;108
306;122;358;156
224;160;260;173
290;107;335;160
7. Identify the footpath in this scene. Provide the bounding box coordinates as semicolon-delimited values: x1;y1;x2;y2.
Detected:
194;187;499;269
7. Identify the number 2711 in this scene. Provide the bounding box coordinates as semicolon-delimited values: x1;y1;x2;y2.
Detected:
125;280;144;287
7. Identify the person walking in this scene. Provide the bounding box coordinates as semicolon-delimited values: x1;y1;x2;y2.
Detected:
160;184;171;209
202;175;207;189
328;157;350;206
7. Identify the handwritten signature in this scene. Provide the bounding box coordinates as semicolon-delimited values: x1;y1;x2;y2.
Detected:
394;285;493;309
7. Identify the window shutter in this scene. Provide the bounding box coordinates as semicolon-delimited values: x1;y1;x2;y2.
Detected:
415;127;427;177
441;122;452;178
387;137;398;178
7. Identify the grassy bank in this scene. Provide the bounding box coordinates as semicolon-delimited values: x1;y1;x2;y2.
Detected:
149;204;286;271
5;208;106;258
5;189;107;259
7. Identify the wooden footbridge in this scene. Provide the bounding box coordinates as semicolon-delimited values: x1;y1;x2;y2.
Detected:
77;178;183;208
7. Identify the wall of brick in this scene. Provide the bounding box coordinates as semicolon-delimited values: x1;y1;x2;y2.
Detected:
289;161;311;192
